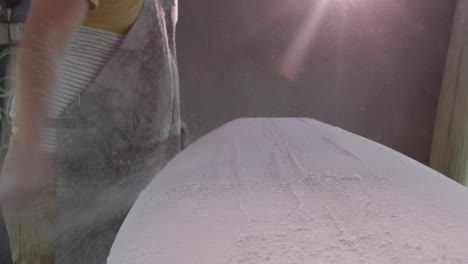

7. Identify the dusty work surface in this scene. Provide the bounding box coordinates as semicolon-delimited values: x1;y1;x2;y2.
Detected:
109;118;468;263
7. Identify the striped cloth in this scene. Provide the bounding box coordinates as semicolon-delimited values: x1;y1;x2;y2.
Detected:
11;26;123;152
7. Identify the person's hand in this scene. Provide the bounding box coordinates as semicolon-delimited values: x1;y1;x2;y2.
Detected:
0;138;53;216
181;120;189;150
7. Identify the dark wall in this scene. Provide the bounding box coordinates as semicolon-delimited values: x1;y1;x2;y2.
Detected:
178;0;456;163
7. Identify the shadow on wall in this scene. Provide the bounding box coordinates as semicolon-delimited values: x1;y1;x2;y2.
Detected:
178;0;456;164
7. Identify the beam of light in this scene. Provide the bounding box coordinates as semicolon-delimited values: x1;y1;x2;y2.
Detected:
279;0;330;81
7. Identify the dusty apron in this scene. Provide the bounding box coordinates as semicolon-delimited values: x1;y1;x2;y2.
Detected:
4;0;180;263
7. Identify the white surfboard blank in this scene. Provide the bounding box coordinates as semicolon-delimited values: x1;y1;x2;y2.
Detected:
109;118;468;264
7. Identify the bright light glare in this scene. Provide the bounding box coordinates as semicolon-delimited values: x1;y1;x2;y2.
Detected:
279;0;330;80
279;0;374;80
